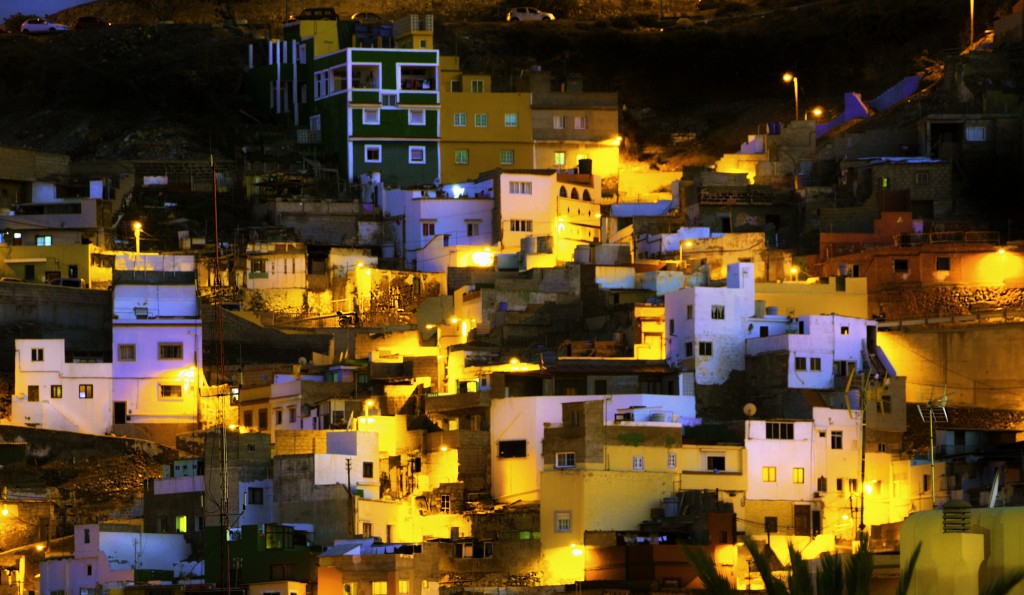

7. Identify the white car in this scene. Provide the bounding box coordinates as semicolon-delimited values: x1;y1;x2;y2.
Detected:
21;18;69;33
506;7;555;21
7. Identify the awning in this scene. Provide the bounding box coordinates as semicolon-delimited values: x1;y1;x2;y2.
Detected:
3;258;47;264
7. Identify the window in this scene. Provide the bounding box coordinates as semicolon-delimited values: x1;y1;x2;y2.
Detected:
31;348;44;361
849;478;858;492
762;466;777;482
27;386;39;402
258;409;268;430
574;115;587;130
795;357;807;371
470;80;484;93
711;305;725;319
509;219;532;232
363;109;380;125
160;385;183;399
632;456;644;471
51;385;62;399
500;149;514;165
422;221;436;236
840;326;850;335
878;394;892;414
837;478;844;491
965;125;986;142
894;259;909;274
118;344;136;361
363;461;373;478
251;259;266;273
817;476;828;492
440;494;451;513
159;343;183;360
408;110;426;125
766;422;794;440
498;440;527;458
555;452;576;468
87;564;93;576
453;112;467;126
466;221;480;237
553;115;566;129
399;579;409;594
686;304;693;319
289;407;297;423
668;451;677;469
79;384;93;399
706;455;725;471
35;235;52;246
275;410;282;425
810;357;821;371
554;151;566;166
382;93;398;107
455;149;469;164
936;256;951;271
372;581;388;595
408;146;426;164
878;443;887;453
793;467;805;484
504;113;519;127
248;487;264;505
554;511;571;532
669;319;675;335
831;431;843;449
764;517;778;532
698;342;713;356
923;474;930;493
914;171;930;184
474;113;488;127
685;342;693;357
244;411;253;427
84;528;91;543
509;181;533;194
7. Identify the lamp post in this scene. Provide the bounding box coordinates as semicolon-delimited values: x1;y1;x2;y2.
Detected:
782;72;799;122
132;221;142;253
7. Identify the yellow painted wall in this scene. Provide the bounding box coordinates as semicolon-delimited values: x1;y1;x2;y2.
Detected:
755;276;870;319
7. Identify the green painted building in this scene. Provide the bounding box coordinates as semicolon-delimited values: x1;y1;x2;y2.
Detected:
204;524;318;587
247;15;440;187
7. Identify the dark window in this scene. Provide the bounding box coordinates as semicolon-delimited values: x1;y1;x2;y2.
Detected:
795;357;807;371
817;476;827;492
698;341;713;356
159;343;183;359
711;305;725;319
31;348;44;361
936;257;951;271
894;259;909;274
363;461;373;478
498;440;527;458
764;517;778;533
766;422;794;440
707;456;726;471
831;431;843;449
27;386;39;402
685;342;693;357
248;487;264;505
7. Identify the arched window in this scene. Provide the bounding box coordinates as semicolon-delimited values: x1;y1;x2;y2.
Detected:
570;188;579;199
559;186;568;197
583;190;591;201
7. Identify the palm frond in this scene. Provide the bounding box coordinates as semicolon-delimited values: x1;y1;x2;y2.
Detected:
896;542;922;595
744;537;790;595
817;551;844;595
682;544;733;595
843;535;873;595
787;542;813;595
980;569;1024;595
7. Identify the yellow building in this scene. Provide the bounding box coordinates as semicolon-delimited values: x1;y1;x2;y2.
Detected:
438;56;534;184
0;244;126;288
755;275;870;320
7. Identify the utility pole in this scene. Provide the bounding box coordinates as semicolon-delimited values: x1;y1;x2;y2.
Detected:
346;458;354;537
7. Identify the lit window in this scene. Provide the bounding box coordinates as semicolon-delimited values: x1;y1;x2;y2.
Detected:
474;113;488;127
455;149;469;164
965;125;986;142
504;113;518;127
500;149;514;165
632;456;644;471
793;467;805;484
118;344;136;361
79;384;94;399
453;112;466;127
409;146;426;164
555;452;576;468
159;343;183;360
372;581;388;595
363;109;380;125
762;466;776;482
554;151;566;166
399;579;409;594
554;511;571;532
409;110;426;125
160;385;183;399
51;385;62;399
365;145;382;163
667;452;677;469
553;115;566;129
574;115;587;129
35;235;52;246
440;494;451;513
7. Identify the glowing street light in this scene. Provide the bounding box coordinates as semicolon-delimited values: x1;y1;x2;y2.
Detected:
782;72;799;122
132;221;142;253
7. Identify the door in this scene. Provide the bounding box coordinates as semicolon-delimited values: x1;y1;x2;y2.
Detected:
113;401;127;424
794;504;811;536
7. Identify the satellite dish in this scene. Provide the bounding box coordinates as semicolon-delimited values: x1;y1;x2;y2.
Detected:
743;403;757;417
298;356;308;366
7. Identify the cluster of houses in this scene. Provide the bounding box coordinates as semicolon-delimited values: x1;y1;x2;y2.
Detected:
0;3;1024;594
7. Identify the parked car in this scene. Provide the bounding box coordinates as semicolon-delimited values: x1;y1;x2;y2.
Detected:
74;16;111;29
506;7;555;21
20;18;69;33
350;12;385;24
293;7;339;20
48;278;83;288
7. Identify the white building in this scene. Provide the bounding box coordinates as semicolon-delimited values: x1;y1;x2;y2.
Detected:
12;254;207;446
40;523;194;595
242;241;308;290
490;392;698;503
665;262;757;385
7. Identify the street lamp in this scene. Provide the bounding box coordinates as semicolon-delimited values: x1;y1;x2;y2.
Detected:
782;72;799;122
132;221;142;253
